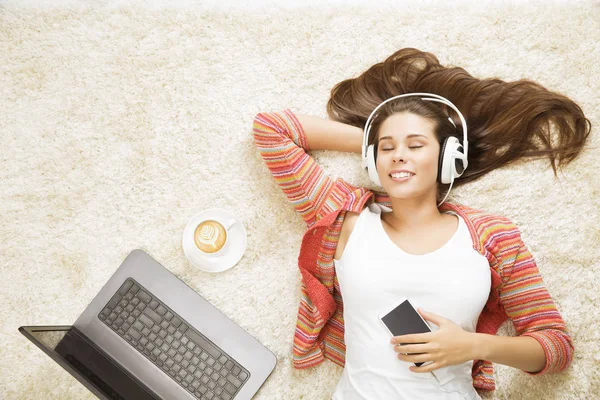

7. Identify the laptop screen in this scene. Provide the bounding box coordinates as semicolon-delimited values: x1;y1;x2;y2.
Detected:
20;326;159;400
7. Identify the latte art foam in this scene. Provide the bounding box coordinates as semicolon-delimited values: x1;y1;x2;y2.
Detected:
199;225;218;246
194;220;227;253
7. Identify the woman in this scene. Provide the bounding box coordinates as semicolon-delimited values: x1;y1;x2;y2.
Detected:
251;48;590;399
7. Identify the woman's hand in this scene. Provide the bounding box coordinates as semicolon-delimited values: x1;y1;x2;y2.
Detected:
389;308;479;373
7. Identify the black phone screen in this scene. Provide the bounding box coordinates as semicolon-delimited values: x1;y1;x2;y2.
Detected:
381;300;431;337
381;300;431;366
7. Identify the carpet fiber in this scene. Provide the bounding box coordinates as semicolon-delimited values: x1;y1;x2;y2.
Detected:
1;1;599;398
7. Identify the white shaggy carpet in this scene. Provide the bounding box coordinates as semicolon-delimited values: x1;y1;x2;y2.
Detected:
1;0;599;399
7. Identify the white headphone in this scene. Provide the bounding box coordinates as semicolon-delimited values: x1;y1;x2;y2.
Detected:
361;93;469;196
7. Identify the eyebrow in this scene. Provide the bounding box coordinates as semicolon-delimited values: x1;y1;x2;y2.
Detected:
378;134;429;142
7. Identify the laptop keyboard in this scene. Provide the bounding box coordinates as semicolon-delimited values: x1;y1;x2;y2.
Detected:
98;278;250;400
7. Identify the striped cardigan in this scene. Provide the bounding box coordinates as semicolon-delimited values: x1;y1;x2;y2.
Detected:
252;108;574;392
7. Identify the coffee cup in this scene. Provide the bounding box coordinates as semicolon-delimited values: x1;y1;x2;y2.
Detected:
182;208;247;272
192;217;237;257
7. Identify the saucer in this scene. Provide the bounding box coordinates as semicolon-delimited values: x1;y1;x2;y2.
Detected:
182;208;247;273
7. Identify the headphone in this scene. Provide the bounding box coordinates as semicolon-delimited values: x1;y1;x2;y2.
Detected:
361;93;469;189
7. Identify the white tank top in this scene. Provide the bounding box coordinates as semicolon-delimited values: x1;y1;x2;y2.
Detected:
332;203;491;400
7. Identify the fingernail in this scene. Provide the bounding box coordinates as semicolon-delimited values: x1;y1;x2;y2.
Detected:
390;339;395;344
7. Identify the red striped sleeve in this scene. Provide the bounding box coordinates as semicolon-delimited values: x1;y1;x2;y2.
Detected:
498;232;574;374
252;109;336;229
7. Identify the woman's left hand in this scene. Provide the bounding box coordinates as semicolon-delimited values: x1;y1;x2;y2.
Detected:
389;308;479;373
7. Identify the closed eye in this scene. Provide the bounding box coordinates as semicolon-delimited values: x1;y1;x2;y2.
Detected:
381;146;423;151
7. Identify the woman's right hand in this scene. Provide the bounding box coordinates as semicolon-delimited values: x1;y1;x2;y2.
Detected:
296;114;364;154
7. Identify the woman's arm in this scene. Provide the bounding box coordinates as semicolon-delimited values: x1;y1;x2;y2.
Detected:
294;114;364;153
473;332;546;373
392;310;547;373
253;110;371;366
494;239;574;375
252;109;365;228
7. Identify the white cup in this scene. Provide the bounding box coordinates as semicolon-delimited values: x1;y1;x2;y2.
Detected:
183;208;247;272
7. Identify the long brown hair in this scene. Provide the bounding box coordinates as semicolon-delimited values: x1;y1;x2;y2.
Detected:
326;47;592;201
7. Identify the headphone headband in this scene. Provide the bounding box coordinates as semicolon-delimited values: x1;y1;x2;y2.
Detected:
361;92;469;163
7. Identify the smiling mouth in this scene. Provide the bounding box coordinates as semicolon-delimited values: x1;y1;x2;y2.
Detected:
389;174;415;182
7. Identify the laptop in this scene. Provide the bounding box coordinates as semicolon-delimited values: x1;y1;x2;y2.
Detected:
19;249;277;400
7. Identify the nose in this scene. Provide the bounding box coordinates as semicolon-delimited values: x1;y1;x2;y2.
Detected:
392;147;407;163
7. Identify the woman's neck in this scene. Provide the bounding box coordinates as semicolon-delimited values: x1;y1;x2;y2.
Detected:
384;197;445;232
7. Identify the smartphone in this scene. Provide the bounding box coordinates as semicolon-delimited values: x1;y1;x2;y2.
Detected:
378;297;432;367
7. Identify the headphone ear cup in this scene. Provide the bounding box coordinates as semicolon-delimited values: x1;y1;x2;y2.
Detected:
454;144;466;176
438;138;450;184
439;136;463;184
366;144;382;186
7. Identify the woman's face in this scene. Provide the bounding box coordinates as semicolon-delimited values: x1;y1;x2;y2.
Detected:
375;112;440;200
